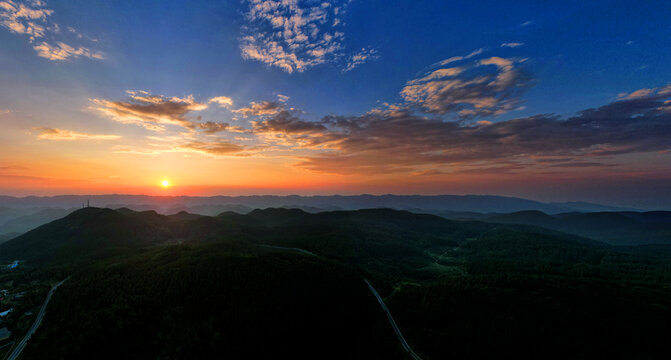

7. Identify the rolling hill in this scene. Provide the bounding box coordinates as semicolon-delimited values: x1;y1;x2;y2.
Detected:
3;207;671;359
484;210;671;245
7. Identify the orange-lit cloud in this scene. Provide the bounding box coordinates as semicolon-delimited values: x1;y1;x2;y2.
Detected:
178;140;247;156
233;100;284;116
252;90;671;175
91;91;208;131
208;96;234;108
33;41;104;61
32;127;121;140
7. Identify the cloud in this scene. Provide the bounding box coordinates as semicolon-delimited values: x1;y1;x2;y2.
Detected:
233;100;284;117
252;89;671;174
33;41;103;60
520;20;534;27
0;0;102;61
195;121;248;134
435;48;483;67
277;94;290;102
178;140;247;156
401;52;532;117
253;109;326;135
196;121;231;134
0;0;51;38
618;88;655;100
239;0;352;73
32;127;121;140
91;91;208;131
208;96;234;108
501;42;524;48
344;47;379;72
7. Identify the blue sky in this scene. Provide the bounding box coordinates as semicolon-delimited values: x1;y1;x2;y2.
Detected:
4;0;670;118
0;0;670;208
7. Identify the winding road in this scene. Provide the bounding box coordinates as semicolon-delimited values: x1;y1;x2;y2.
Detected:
258;244;316;256
5;278;68;360
258;244;422;359
365;280;423;360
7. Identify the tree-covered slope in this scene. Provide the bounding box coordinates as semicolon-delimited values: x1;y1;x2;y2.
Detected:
23;243;402;360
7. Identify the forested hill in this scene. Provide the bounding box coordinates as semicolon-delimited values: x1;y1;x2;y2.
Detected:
0;206;592;269
3;207;671;359
482;210;671;245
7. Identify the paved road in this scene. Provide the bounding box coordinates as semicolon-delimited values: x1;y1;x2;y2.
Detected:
365;280;423;360
258;244;316;256
5;278;68;360
260;245;421;359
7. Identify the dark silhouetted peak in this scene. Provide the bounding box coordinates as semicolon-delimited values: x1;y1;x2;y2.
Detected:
249;208;309;218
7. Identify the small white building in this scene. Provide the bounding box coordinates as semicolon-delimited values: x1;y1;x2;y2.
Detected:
0;308;12;318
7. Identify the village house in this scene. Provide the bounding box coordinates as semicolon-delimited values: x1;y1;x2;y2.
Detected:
0;308;12;318
0;327;12;346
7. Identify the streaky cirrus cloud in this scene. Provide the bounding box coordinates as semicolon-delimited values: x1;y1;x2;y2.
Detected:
617;84;671;100
501;42;524;48
33;41;103;61
402;51;531;118
90;91;209;132
32;127;121;140
251;88;671;174
435;48;483;67
0;0;102;61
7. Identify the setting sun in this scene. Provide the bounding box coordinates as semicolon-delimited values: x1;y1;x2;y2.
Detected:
161;180;171;188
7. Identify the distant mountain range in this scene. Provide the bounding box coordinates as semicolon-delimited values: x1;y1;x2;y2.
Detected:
0;194;641;212
0;194;651;239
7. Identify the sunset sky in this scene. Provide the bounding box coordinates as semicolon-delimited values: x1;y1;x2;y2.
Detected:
1;0;670;208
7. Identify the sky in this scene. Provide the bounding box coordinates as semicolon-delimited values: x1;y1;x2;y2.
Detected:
0;0;670;208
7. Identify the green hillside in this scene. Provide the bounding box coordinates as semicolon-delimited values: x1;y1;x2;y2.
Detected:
2;207;671;359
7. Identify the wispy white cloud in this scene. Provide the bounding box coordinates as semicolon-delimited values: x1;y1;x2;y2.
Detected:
32;127;121;140
435;48;483;67
0;0;102;61
240;0;369;73
501;42;524;48
402;51;531;117
344;47;379;72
